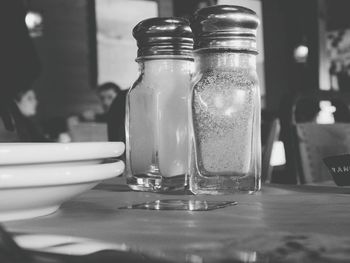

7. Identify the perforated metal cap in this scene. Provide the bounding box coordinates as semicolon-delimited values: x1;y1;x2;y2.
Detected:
191;5;259;53
133;17;194;58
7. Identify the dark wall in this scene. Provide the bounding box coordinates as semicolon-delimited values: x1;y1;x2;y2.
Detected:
261;0;289;112
262;0;320;112
28;0;99;119
327;0;350;31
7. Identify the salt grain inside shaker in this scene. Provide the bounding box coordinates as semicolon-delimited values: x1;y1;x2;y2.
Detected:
126;17;194;192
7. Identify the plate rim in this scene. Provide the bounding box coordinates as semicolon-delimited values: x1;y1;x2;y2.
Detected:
0;160;125;188
0;142;125;165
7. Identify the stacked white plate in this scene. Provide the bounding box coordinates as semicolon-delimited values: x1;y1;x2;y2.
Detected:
0;142;125;222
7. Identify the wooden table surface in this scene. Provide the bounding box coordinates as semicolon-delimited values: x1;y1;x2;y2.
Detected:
5;178;350;262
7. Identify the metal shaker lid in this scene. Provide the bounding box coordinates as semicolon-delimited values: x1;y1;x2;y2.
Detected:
191;5;259;53
133;17;193;58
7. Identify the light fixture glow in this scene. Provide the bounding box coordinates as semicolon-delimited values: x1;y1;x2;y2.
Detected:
25;11;43;37
294;45;309;63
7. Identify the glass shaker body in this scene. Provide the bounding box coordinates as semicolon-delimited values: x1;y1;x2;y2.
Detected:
126;56;193;192
189;50;261;194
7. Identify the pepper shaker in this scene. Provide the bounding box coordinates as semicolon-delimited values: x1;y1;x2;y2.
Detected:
189;5;261;194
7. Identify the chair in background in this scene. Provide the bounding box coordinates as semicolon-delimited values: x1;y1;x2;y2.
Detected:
296;123;350;183
286;90;350;184
68;122;108;142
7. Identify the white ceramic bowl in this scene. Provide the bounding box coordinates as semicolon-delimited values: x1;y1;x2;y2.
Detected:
0;160;125;222
0;142;125;165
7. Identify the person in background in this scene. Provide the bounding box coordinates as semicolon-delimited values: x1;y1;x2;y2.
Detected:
82;82;122;123
14;89;71;142
15;89;38;118
14;89;49;142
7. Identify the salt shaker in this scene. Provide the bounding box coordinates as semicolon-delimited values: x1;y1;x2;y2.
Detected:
189;5;261;194
126;18;193;192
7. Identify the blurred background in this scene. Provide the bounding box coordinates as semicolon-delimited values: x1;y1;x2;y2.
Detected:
2;0;350;184
17;0;350;117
